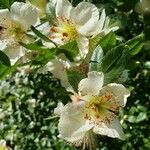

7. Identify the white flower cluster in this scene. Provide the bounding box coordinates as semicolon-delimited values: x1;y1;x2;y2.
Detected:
0;0;130;149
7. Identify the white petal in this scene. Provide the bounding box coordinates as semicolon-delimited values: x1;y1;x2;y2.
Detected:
39;56;74;92
40;58;67;80
78;71;104;96
93;10;119;37
0;9;11;22
2;45;25;65
72;2;99;36
0;41;7;50
0;139;7;150
135;0;150;14
10;2;38;30
75;35;89;60
55;0;72;19
93;118;125;140
58;102;93;142
97;9;106;32
54;102;64;116
100;83;130;108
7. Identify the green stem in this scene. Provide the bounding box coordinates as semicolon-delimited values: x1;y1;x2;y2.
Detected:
44;115;59;120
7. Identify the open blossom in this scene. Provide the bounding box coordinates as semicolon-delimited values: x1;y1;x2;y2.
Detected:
49;0;115;60
39;55;74;92
55;71;130;148
0;140;8;150
0;2;38;65
135;0;150;15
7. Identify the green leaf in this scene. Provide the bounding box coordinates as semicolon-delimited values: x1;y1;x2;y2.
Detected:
101;44;125;73
20;42;52;52
20;42;56;65
125;34;144;55
31;52;55;65
67;69;84;92
104;53;130;84
58;41;79;61
99;32;116;53
0;51;11;66
0;0;25;8
136;112;147;123
0;64;14;79
101;34;143;73
46;2;56;24
31;26;57;47
89;45;103;71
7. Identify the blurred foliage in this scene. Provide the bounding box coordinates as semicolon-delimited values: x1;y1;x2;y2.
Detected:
0;72;75;150
0;0;150;150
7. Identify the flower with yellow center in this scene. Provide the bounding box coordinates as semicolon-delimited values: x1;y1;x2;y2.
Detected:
0;2;39;65
49;0;105;60
55;71;130;148
48;0;119;60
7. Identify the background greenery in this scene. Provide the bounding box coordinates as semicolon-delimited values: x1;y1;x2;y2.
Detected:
0;0;149;150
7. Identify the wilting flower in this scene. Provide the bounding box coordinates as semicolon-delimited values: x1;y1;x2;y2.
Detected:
0;2;38;65
55;71;130;148
49;0;114;60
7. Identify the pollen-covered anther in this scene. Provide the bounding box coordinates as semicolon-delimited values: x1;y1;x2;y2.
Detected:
104;94;113;100
84;113;89;119
62;32;68;37
50;26;58;32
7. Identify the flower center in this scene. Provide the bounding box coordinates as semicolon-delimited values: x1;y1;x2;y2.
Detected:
0;18;26;46
83;94;115;125
50;17;78;42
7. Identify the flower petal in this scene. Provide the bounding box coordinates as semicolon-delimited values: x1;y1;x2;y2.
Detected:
2;45;25;65
78;71;104;96
0;41;7;50
54;102;64;116
10;2;38;30
58;102;93;143
41;58;67;80
39;56;74;92
55;0;72;19
0;9;11;22
93;117;125;140
75;35;89;60
72;2;99;36
93;10;119;37
100;83;130;108
97;9;106;32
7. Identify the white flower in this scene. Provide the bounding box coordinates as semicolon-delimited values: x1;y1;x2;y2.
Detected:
93;9;119;37
55;71;130;147
0;2;39;65
39;54;74;92
0;140;7;150
49;0;109;59
135;0;150;15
